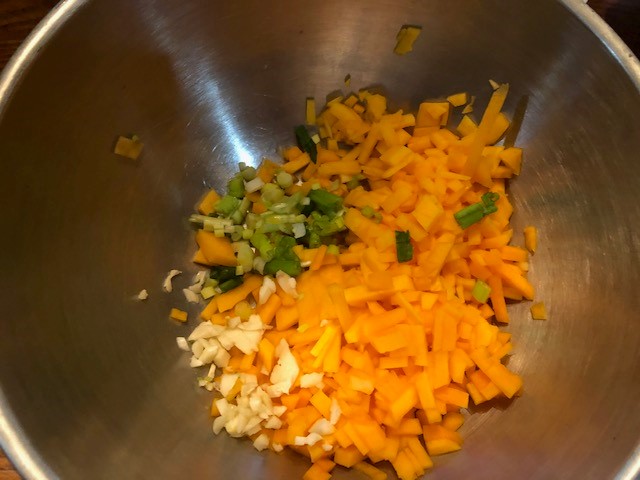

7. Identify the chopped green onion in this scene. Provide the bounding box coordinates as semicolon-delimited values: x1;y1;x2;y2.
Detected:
256;223;282;234
361;206;376;219
245;213;259;230
227;175;245;198
321;216;345;236
219;277;243;293
295;125;317;163
189;214;233;230
264;258;302;277
278;224;294;235
230;197;251;224
245;177;265;193
454;192;500;229
253;256;266;275
210;266;239;283
261;183;285;205
327;244;340;255
271;192;304;215
276;171;294;188
269;202;295;215
273;235;298;258
308;189;343;215
306;211;346;243
235;265;244;276
215;195;241;216
237;241;254;273
201;286;216;299
241;228;254;240
250;232;275;261
395;230;413;263
472;279;491;303
346;178;361;190
202;218;222;232
263;236;302;277
264;214;306;225
241;166;257;181
308;231;321;248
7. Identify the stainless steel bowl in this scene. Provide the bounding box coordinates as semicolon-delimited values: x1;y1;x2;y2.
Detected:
1;1;639;479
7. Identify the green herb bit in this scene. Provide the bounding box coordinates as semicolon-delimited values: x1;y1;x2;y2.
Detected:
295;125;317;163
395;230;413;263
472;279;492;303
219;277;243;293
454;192;500;229
308;188;343;215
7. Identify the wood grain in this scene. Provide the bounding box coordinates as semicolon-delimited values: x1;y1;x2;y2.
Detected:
0;452;20;480
0;0;638;478
0;0;59;68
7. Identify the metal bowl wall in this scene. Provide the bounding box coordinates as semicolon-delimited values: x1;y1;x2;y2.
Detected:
0;1;638;479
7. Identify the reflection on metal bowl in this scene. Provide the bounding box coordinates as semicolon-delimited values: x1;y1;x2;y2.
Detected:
0;0;638;479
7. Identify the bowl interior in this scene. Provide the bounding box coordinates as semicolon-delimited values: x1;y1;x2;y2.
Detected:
0;1;639;479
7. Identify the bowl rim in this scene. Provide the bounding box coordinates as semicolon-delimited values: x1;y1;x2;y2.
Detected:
0;1;638;479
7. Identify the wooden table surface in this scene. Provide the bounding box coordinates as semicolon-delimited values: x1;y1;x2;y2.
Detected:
0;0;638;478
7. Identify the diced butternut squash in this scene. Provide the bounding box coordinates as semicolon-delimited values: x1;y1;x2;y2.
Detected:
524;225;537;253
216;275;263;312
186;84;537;480
195;230;236;266
197;189;220;215
530;302;547;320
170;308;187;323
